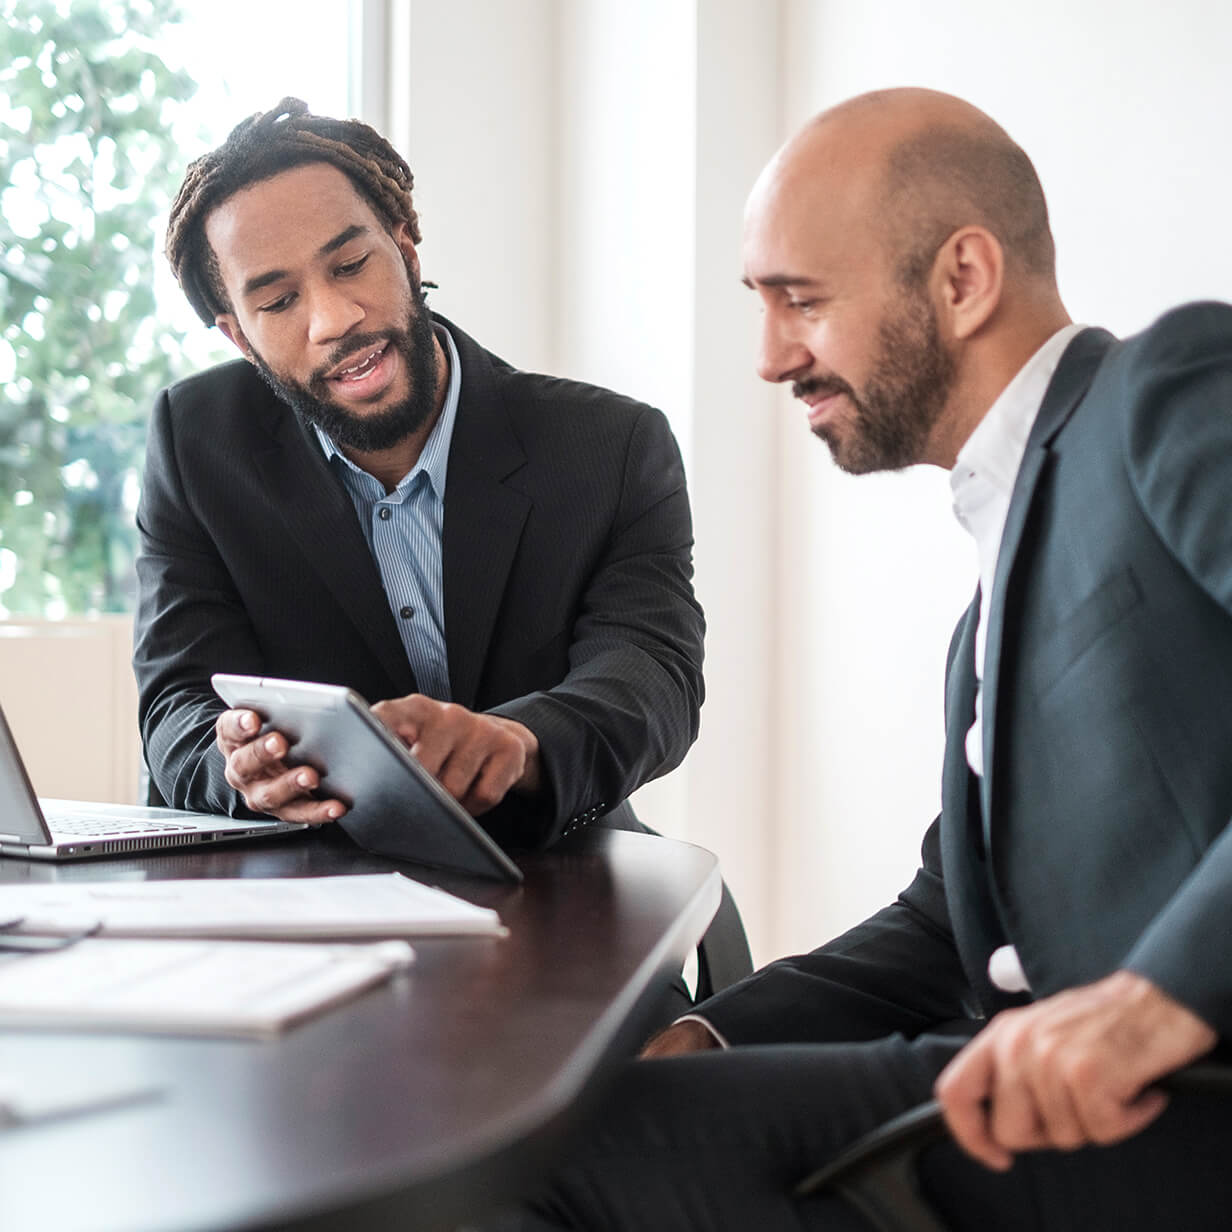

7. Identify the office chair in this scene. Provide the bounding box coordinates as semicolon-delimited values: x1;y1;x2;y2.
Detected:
625;802;752;1002
794;1060;1232;1232
693;877;753;1000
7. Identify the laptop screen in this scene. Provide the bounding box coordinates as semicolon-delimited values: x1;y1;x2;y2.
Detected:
0;706;53;844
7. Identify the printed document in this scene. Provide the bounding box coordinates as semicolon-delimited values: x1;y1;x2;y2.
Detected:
0;937;415;1038
0;872;505;939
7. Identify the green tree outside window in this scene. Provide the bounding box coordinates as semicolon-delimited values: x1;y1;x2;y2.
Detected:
0;0;197;617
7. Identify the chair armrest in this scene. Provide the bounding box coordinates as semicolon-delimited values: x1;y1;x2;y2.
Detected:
793;1060;1232;1232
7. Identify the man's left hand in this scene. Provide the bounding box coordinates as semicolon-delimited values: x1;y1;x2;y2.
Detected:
935;969;1217;1171
371;695;541;815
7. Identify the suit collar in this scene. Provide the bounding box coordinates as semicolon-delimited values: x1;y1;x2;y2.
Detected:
432;314;532;708
433;313;529;481
941;591;1017;1008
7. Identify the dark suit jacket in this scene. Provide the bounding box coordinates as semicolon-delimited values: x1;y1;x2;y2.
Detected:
133;316;705;848
702;302;1232;1046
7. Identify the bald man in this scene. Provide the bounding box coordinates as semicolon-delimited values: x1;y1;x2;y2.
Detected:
499;90;1232;1231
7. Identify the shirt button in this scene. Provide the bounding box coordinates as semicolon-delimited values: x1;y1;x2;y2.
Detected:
378;507;392;521
399;605;414;619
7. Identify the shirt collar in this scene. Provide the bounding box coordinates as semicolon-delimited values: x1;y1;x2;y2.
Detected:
951;323;1084;509
314;322;462;500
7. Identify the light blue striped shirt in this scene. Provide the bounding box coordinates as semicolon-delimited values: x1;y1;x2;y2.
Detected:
314;325;461;701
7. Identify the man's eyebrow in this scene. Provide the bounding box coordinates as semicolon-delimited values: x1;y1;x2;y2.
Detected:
320;224;369;256
741;273;823;290
240;225;372;298
242;269;289;297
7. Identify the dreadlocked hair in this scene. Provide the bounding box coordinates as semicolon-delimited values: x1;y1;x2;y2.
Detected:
165;97;421;325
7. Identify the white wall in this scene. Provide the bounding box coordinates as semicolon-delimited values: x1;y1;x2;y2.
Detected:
0;618;141;803
381;0;562;377
343;0;1232;964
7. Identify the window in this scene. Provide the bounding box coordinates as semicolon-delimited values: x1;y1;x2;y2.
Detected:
0;0;352;617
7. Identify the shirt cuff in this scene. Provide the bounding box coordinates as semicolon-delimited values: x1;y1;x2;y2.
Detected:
673;1012;732;1050
988;944;1031;993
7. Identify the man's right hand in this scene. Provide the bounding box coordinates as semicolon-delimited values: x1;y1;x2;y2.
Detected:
216;708;347;824
639;1018;722;1059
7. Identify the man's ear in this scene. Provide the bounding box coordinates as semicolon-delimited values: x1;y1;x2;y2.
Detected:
931;226;1003;341
216;314;255;363
392;222;422;284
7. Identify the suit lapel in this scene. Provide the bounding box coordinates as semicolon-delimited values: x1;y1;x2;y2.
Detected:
979;327;1116;828
255;409;415;695
942;591;981;872
941;592;1014;1006
438;321;531;708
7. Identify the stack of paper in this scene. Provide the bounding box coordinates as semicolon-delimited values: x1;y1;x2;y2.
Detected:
0;872;506;939
0;937;414;1039
0;873;505;1038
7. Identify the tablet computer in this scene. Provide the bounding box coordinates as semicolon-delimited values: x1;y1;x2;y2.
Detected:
211;674;523;882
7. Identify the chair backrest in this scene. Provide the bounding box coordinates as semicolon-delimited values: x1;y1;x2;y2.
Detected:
694;878;753;1001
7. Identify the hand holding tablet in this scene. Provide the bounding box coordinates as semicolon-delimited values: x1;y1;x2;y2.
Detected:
212;675;523;882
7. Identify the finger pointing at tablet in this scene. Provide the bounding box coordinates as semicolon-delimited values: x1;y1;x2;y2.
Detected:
371;696;541;816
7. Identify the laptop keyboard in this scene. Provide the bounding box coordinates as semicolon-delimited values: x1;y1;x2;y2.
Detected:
50;815;197;836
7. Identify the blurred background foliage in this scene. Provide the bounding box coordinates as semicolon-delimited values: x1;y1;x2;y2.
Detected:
0;0;196;616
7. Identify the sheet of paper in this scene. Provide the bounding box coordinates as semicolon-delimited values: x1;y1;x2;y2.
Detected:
0;872;505;939
0;937;415;1038
0;1068;163;1129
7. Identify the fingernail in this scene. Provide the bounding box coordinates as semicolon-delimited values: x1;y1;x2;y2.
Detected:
240;711;257;732
265;735;280;753
297;771;312;787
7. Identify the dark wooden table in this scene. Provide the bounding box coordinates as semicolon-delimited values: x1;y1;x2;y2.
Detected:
0;826;720;1231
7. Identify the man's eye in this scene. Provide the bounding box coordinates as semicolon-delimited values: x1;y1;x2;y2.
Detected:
337;254;369;276
787;298;818;314
259;293;295;314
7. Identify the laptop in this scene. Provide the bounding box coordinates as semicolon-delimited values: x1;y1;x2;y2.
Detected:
0;703;301;861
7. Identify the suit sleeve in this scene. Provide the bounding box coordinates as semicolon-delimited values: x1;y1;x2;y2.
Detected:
132;387;262;815
485;405;705;845
1117;303;1232;1033
697;819;976;1045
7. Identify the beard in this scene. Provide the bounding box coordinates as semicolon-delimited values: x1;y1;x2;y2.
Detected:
796;289;955;475
249;267;440;454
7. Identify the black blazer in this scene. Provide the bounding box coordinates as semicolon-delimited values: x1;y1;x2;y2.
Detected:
702;303;1232;1045
133;316;705;848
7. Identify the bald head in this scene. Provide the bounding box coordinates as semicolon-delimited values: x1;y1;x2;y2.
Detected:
761;88;1055;290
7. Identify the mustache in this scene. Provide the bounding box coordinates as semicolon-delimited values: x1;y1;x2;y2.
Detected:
311;330;403;387
792;376;855;402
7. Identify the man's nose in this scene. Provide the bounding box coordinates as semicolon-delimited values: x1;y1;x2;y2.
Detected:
306;284;365;346
756;315;812;384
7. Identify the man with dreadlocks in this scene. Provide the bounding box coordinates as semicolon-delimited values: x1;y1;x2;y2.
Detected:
134;99;705;851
